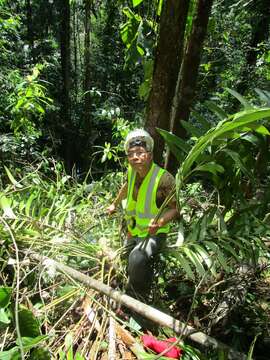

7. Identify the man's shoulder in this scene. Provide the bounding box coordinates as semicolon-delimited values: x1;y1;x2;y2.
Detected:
159;169;175;189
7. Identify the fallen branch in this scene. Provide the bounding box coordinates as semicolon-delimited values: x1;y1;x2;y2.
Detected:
31;252;246;360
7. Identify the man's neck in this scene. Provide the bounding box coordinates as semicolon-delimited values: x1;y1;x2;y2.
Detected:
136;161;153;179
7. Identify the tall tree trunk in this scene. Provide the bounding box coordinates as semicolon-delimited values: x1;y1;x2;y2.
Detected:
167;0;213;173
145;0;190;166
59;0;73;173
72;2;78;100
83;0;92;137
26;0;34;62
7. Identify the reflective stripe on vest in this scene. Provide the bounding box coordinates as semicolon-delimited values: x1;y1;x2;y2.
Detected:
125;163;170;237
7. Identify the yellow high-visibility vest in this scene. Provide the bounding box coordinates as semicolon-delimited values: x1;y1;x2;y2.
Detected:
125;162;170;238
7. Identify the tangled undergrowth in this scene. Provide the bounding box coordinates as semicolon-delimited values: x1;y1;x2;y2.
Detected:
0;160;270;360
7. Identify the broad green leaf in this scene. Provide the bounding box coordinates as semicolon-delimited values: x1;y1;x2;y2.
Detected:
0;347;19;360
132;0;144;7
183;247;205;277
174;222;184;246
192;111;211;132
241;133;261;146
158;128;191;153
4;166;23;188
192;244;216;276
181;120;204;138
185;219;201;242
157;0;164;16
121;8;140;46
255;88;270;106
139;80;151;100
0;287;12;308
248;123;270;135
0;308;10;324
195;162;224;175
157;129;187;162
221;149;252;178
227;88;253;109
129;316;142;331
29;347;51;360
219;239;238;259
229;238;246;252
205;100;227;120
178;108;270;186
0;195;16;219
215;208;227;233
0;336;49;360
197;213;208;242
20;335;48;351
204;241;229;271
25;193;36;217
178;254;195;280
18;307;41;337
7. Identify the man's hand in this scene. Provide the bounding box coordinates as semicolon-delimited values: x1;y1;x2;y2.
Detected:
107;203;117;215
148;218;164;235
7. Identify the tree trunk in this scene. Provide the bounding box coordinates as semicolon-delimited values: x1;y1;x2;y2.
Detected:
145;0;190;166
26;0;34;62
72;2;78;101
83;0;92;137
167;0;213;173
59;0;73;173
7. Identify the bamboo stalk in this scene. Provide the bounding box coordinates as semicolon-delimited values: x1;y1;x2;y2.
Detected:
108;317;116;360
30;252;246;360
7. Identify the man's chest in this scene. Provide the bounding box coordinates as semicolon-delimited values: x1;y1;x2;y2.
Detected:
132;181;165;206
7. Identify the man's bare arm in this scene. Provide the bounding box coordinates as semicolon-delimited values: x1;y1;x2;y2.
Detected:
107;182;128;214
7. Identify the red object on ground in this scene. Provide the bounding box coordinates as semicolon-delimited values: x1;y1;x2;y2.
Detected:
141;334;183;359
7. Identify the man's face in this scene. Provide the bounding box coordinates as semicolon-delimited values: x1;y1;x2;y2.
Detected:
127;145;153;171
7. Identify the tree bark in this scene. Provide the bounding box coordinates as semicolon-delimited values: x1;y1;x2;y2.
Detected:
72;1;78;101
145;0;190;166
83;0;92;138
167;0;213;173
59;0;73;173
30;252;246;360
26;0;34;62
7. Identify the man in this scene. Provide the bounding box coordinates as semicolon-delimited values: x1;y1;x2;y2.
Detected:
107;129;179;302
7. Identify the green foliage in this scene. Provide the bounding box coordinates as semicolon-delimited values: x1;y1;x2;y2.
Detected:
94;117;134;166
0;160;113;357
0;335;48;360
7;65;53;138
158;91;270;283
0;286;12;325
120;3;157;102
132;0;144;7
0;287;12;308
120;7;155;67
18;307;41;337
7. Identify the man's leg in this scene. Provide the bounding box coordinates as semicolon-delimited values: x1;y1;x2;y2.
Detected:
127;234;166;302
